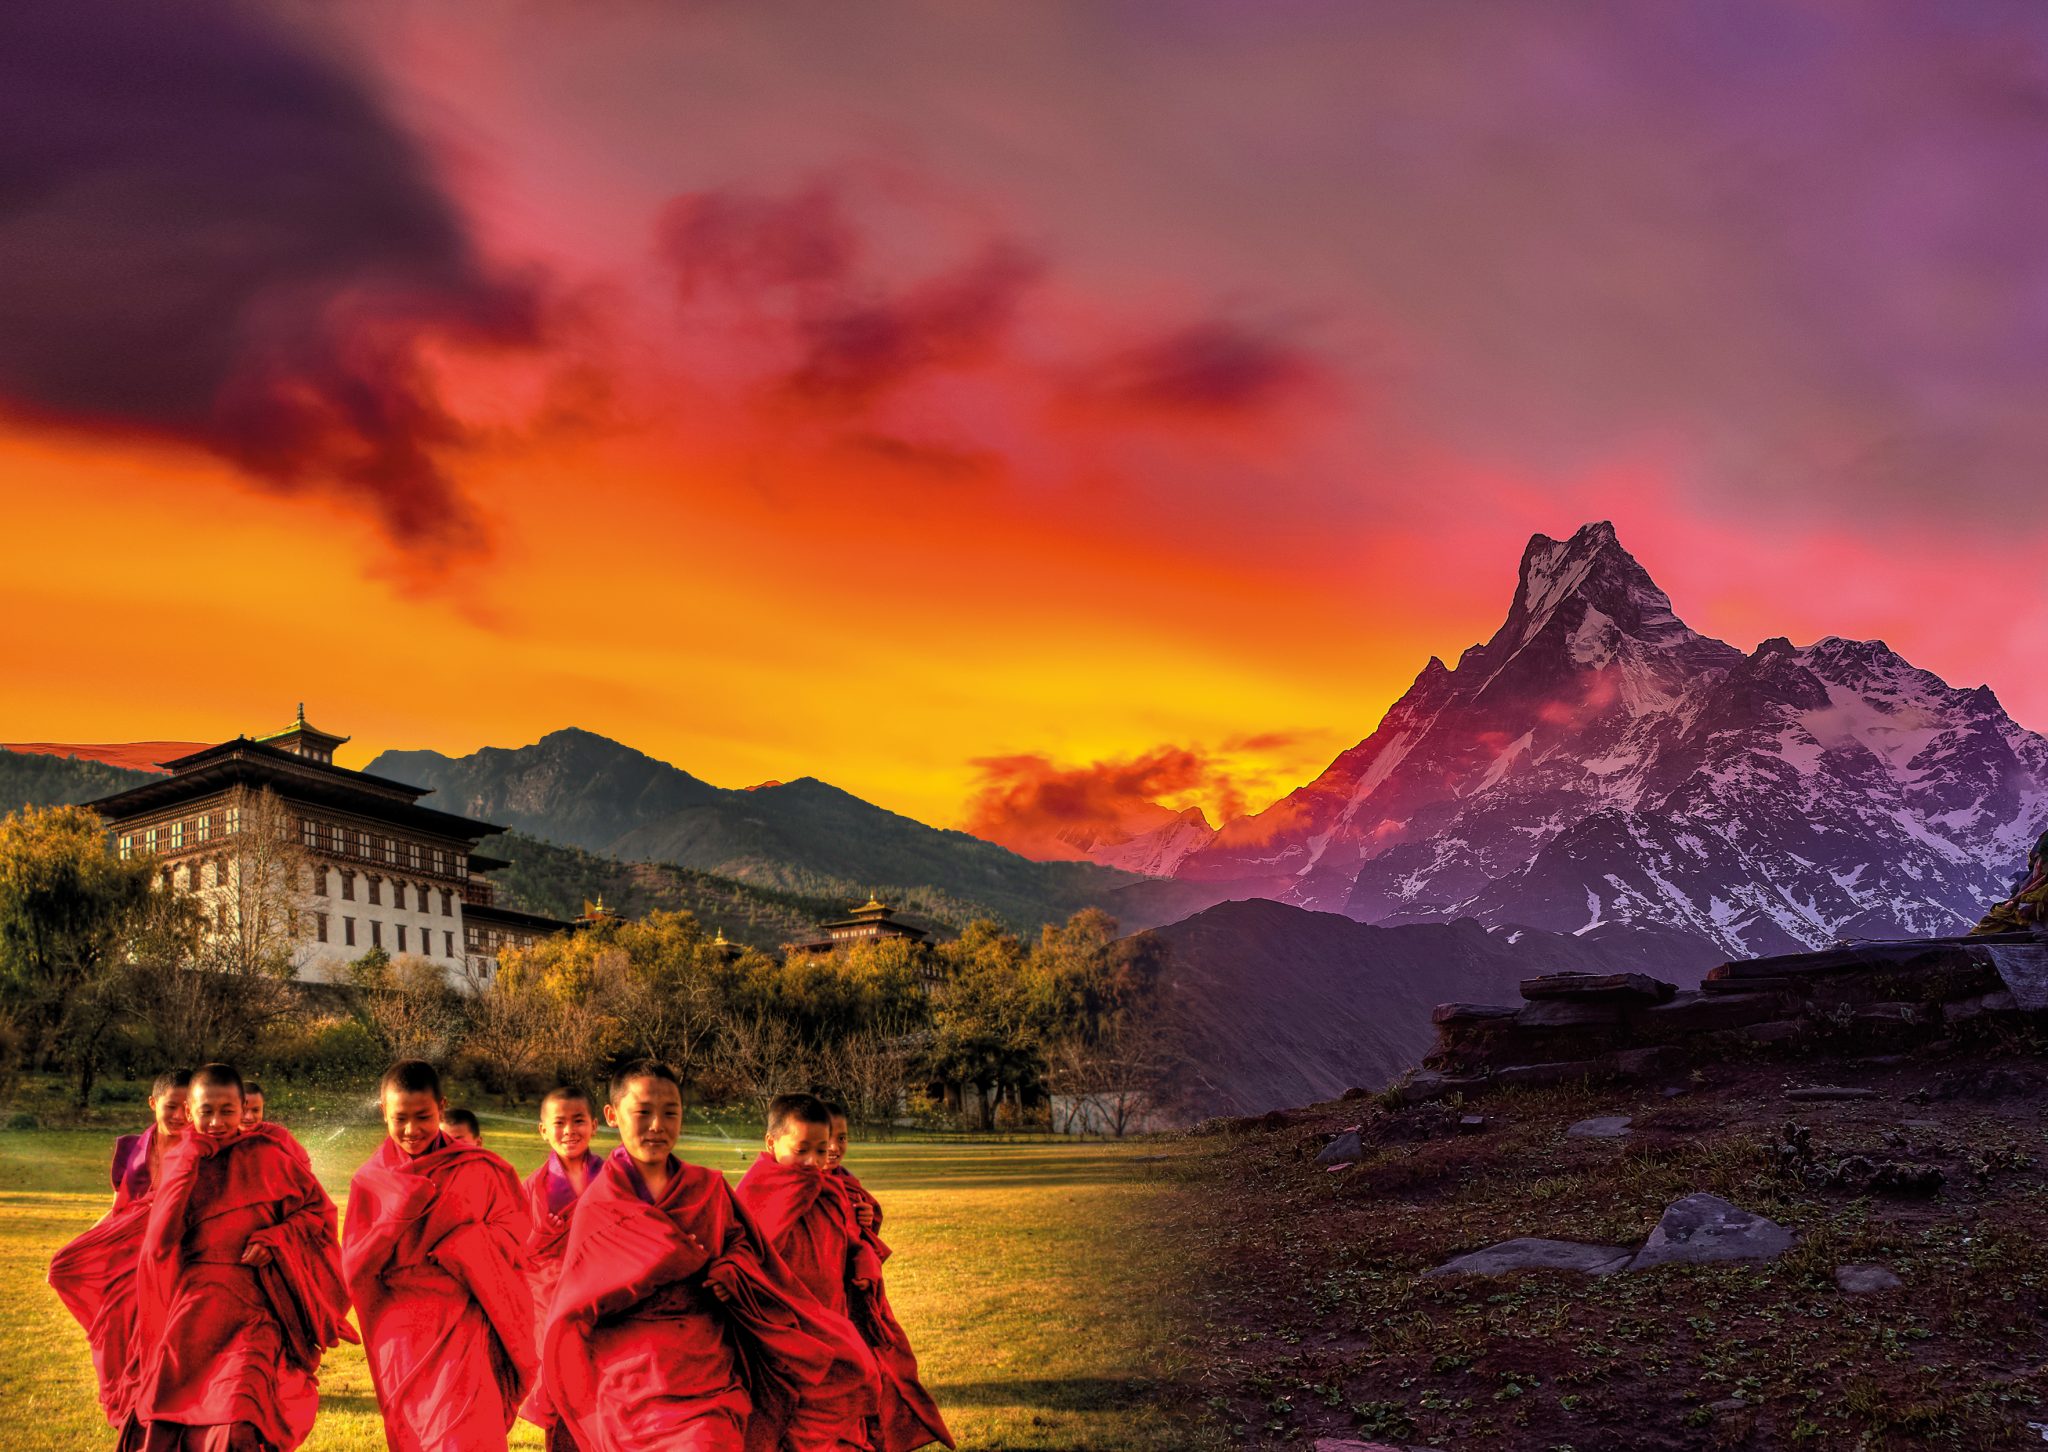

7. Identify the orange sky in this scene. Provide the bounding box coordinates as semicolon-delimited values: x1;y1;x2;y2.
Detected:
6;2;2048;841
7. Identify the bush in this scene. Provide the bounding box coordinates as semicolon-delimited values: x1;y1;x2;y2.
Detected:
254;1016;386;1088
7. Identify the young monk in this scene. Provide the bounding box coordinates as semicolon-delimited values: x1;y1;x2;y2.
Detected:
48;1069;193;1433
544;1061;877;1452
742;1097;952;1452
444;1108;483;1145
242;1080;267;1128
520;1086;600;1450
345;1060;537;1452
822;1104;951;1452
127;1062;355;1450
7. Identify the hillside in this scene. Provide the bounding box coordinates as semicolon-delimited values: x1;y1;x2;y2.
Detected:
1146;898;1704;1121
0;748;154;813
372;728;1145;934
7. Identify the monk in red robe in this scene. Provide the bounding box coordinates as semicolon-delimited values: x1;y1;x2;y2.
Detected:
544;1061;877;1452
242;1080;267;1128
344;1059;537;1452
742;1098;950;1452
126;1062;355;1450
48;1069;192;1432
824;1104;952;1452
521;1085;601;1451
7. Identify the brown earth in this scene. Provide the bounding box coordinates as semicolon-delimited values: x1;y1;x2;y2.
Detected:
1157;1022;2048;1450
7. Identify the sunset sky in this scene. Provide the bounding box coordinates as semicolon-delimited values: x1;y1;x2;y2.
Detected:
5;1;2048;844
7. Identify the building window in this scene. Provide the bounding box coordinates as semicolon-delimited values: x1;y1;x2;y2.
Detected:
394;881;408;912
371;921;382;949
195;814;210;843
456;857;468;880
144;826;158;854
314;866;329;897
368;877;382;907
430;848;444;875
169;820;185;850
300;818;317;848
316;912;329;943
444;930;455;958
441;888;454;916
341;871;356;902
225;807;241;836
118;835;132;860
407;842;421;870
382;837;397;865
344;916;356;947
397;925;408;954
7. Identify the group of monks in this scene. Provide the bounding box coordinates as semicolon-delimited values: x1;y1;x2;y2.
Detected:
48;1057;954;1452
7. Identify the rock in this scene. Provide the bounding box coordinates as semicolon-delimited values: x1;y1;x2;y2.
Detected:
1634;991;1787;1034
1698;973;1805;996
1660;1084;1689;1098
1612;1045;1681;1079
1495;1060;1607;1088
1786;1085;1875;1101
1425;1237;1634;1278
1431;1002;1520;1026
1513;998;1626;1030
1721;1018;1806;1045
1457;1115;1488;1134
1566;1115;1634;1139
1944;991;2019;1024
1627;1193;1796;1270
1704;1397;1750;1415
1834;1264;1904;1294
1315;1130;1363;1165
1520;971;1677;1004
1393;1069;1491;1104
1852;1001;1933;1026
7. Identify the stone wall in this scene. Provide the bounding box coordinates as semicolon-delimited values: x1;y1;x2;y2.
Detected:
1398;935;2046;1104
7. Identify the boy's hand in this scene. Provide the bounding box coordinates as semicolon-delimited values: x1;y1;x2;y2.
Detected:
240;1242;274;1267
853;1203;876;1229
852;1276;876;1294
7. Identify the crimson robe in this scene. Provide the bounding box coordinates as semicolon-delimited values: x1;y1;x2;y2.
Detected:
544;1147;877;1452
128;1128;354;1450
746;1160;952;1452
519;1152;596;1442
344;1134;537;1452
46;1130;165;1428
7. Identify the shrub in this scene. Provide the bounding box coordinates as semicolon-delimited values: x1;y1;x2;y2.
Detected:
254;1016;385;1088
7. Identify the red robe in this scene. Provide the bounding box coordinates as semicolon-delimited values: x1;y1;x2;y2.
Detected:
46;1130;164;1428
128;1128;355;1449
519;1152;596;1442
544;1147;877;1452
344;1134;537;1452
743;1160;951;1452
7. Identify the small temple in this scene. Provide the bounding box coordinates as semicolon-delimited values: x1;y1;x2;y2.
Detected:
783;894;933;957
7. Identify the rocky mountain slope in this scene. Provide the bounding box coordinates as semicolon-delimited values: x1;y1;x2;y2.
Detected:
1173;522;2048;958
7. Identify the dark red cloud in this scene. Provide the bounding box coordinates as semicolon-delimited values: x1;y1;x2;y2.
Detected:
960;746;1239;861
1074;320;1321;420
0;0;541;572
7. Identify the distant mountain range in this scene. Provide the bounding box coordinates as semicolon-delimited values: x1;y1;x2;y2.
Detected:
1;741;203;773
1159;522;2046;959
369;730;1142;934
1149;897;1684;1120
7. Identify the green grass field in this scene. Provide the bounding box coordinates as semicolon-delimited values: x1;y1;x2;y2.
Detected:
0;1103;1200;1452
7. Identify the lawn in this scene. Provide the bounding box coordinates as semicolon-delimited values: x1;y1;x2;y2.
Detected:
0;1097;1205;1452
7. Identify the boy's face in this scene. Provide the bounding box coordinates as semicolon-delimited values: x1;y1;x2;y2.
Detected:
827;1115;848;1168
243;1093;265;1127
383;1088;444;1157
606;1076;682;1168
190;1083;244;1139
541;1095;595;1161
149;1088;189;1137
768;1116;832;1170
445;1119;479;1146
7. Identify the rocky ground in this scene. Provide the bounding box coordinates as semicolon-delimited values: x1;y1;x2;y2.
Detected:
1160;1024;2048;1450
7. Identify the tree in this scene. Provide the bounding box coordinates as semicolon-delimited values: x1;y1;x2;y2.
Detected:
929;920;1039;1130
205;787;311;979
0;805;154;1106
348;949;462;1063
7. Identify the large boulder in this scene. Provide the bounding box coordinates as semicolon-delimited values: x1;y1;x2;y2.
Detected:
1627;1194;1795;1270
1425;1237;1634;1278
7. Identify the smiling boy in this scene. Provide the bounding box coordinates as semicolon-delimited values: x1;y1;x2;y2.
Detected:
543;1062;876;1452
520;1085;600;1450
123;1062;354;1450
344;1060;536;1452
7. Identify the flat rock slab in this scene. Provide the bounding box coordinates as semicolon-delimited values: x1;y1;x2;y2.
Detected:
1520;971;1677;1004
1787;1086;1876;1101
1835;1264;1904;1294
1628;1193;1795;1270
1567;1115;1634;1139
1315;1129;1364;1165
1425;1237;1633;1279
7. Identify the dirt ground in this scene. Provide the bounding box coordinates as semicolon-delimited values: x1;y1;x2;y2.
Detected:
1158;1031;2048;1450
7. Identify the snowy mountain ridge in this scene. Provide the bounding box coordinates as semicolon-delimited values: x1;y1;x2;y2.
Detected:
1170;522;2048;960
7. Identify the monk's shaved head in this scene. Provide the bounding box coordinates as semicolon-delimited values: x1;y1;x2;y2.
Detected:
191;1062;243;1095
542;1084;593;1114
609;1059;680;1105
380;1059;443;1101
150;1068;193;1100
766;1092;832;1138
